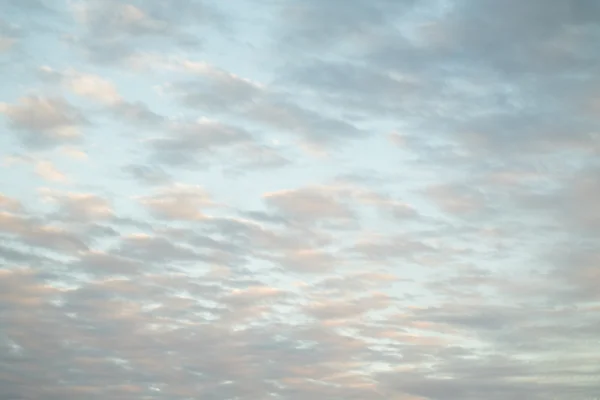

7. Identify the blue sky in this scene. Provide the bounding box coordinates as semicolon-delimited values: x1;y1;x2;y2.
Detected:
1;0;599;399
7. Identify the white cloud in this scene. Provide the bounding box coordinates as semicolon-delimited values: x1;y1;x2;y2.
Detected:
0;0;598;398
138;184;216;220
35;160;68;183
0;96;84;148
65;70;122;105
39;67;122;105
40;189;114;221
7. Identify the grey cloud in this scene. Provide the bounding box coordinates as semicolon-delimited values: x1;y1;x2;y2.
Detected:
546;246;600;301
225;143;291;172
38;67;121;105
159;227;232;252
200;216;330;259
41;190;114;222
0;96;85;149
74;1;170;37
78;223;120;240
244;97;366;148
333;169;393;187
424;183;488;216
307;293;391;322
0;241;48;264
312;271;399;297
69;0;223;63
377;369;552;400
0;0;56;14
185;215;342;273
110;100;163;125
38;66;164;125
72;251;142;277
506;164;600;236
558;165;600;235
267;248;339;274
114;234;207;266
439;0;600;76
2;1;600;398
262;182;424;233
157;216;341;277
0;194;22;212
148;119;252;166
1;259;599;399
138;184;215;221
0;242;28;262
264;186;356;224
274;0;600;161
160;59;366;150
0;19;22;52
168;61;264;113
157;227;249;268
274;0;416;52
355;190;421;221
280;59;422;118
240;210;289;226
0;211;88;253
123;164;172;186
351;234;435;262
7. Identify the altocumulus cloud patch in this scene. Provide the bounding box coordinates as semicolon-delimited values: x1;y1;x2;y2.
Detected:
0;0;599;399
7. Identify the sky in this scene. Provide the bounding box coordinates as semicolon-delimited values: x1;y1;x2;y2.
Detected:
0;0;599;399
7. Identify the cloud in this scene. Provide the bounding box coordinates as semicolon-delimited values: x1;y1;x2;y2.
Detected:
40;189;114;222
148;118;252;166
115;233;212;266
273;0;600;162
264;186;356;223
39;66;164;124
0;267;57;308
547;246;600;301
424;183;487;216
0;210;88;253
0;19;21;52
244;97;366;149
65;71;122;105
351;233;435;262
39;67;122;105
229;143;291;171
502;163;600;237
72;1;169;37
110;100;163;125
61;146;88;160
270;248;339;274
356;190;421;220
123;164;171;186
0;35;15;51
274;0;415;51
1;1;599;398
35;160;69;182
167;60;265;112
68;0;224;63
263;183;422;229
0;193;22;211
71;250;142;277
0;96;85;149
157;58;366;151
307;292;391;322
2;155;71;183
138;184;215;220
312;271;399;296
281;59;423;118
